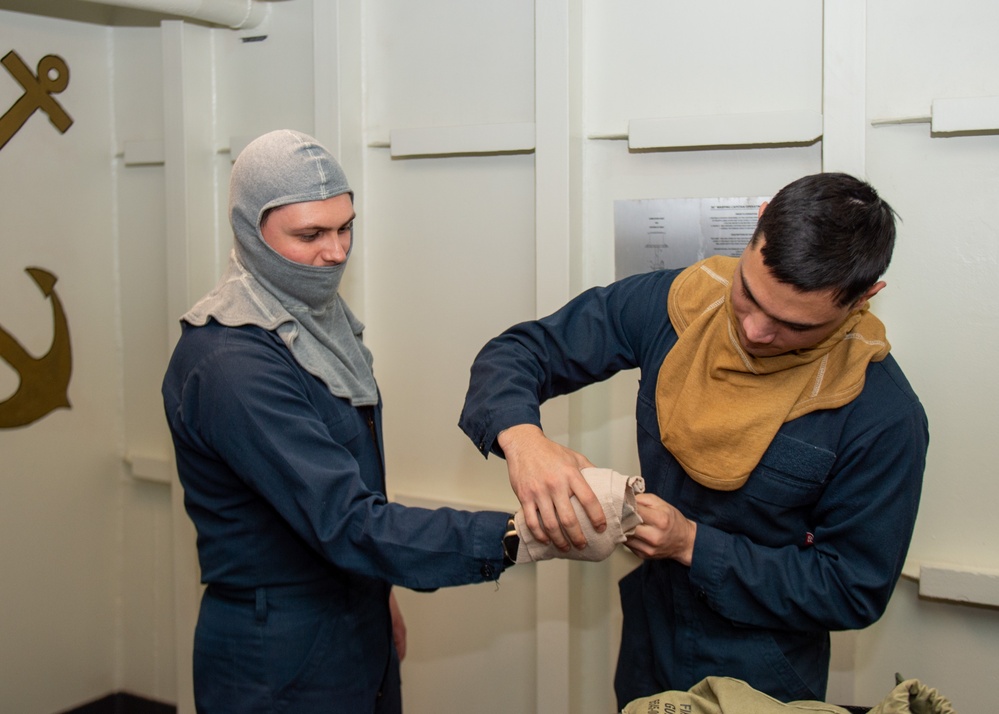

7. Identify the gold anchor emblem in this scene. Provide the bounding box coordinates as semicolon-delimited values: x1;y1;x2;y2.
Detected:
0;50;73;151
0;268;72;428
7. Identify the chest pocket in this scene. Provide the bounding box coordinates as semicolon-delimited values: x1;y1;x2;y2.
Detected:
678;430;835;542
739;432;835;508
321;406;361;446
310;387;361;445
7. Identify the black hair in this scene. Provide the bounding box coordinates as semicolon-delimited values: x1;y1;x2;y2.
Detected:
751;173;898;307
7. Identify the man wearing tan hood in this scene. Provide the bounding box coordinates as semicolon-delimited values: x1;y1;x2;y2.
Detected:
459;173;928;708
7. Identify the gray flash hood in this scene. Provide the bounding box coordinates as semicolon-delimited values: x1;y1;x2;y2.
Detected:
181;129;378;407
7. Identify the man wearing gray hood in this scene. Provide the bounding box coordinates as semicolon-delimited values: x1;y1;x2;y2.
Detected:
162;130;519;713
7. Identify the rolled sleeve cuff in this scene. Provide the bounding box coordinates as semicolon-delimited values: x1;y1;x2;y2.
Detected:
459;406;543;459
687;521;728;608
475;510;514;580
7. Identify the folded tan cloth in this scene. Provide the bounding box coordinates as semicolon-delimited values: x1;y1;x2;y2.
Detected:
621;676;957;714
515;467;645;564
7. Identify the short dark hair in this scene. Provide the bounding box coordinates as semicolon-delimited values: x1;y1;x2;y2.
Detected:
751;173;898;307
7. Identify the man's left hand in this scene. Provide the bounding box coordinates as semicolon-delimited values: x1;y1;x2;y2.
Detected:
389;590;407;660
625;493;697;566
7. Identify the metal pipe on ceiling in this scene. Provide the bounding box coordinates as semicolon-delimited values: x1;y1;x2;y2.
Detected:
73;0;268;29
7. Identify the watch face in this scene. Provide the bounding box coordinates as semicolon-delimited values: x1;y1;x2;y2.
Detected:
503;524;520;565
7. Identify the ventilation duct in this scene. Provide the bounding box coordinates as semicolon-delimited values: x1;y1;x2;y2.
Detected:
74;0;268;29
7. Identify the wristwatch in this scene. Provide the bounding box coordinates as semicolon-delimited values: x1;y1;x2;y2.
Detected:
502;515;519;567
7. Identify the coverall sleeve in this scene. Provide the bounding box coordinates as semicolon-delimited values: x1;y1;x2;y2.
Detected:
177;333;509;591
459;270;671;457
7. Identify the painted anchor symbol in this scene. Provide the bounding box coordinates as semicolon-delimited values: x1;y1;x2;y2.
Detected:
0;50;73;152
0;268;72;428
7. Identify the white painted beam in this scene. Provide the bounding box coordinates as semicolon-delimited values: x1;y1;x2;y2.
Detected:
162;20;218;714
917;561;999;608
534;2;576;713
122;139;165;166
387;122;535;158
124;453;173;484
872;96;999;133
822;0;866;176
627;111;823;150
312;0;366;322
931;96;999;133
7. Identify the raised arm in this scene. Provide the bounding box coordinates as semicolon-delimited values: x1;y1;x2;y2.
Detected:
459;271;672;551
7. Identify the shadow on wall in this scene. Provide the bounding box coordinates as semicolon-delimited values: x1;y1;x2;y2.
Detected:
56;691;176;714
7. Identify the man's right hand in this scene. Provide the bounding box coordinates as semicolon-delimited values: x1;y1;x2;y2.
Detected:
496;424;605;551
